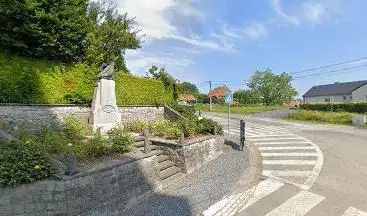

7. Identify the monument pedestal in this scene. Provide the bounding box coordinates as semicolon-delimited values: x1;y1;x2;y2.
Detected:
89;79;121;134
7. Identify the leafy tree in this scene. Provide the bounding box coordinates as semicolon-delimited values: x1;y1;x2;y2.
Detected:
26;0;90;62
0;0;32;52
179;82;199;95
247;70;297;105
146;65;178;100
234;90;258;105
85;2;141;71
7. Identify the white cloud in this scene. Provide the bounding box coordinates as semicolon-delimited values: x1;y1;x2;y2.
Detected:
125;49;195;75
303;2;328;24
270;0;300;26
242;23;268;40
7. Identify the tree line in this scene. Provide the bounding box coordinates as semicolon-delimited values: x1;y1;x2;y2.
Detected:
0;0;141;71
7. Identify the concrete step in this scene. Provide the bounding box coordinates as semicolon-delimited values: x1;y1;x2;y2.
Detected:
135;144;158;152
156;154;170;163
160;166;182;180
149;149;164;156
134;140;145;148
158;160;175;171
161;171;185;188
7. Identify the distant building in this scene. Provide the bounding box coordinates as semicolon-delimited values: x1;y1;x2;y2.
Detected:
303;80;367;103
209;86;230;101
178;94;197;104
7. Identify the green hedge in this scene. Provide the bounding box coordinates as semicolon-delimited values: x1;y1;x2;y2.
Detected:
300;103;367;114
0;51;175;105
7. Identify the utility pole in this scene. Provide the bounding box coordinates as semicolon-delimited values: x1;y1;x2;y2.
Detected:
209;81;212;112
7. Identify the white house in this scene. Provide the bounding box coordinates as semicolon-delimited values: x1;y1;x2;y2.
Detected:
303;80;367;103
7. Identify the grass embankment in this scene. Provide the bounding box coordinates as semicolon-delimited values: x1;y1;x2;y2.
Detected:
285;110;367;126
0;51;175;105
195;104;286;115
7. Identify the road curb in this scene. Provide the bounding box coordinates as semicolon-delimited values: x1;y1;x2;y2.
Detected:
228;141;263;195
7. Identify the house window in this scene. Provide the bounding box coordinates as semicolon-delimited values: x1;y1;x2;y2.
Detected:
324;98;330;102
343;96;347;101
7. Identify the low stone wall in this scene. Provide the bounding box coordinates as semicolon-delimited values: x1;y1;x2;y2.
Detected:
119;105;164;124
0;104;165;135
150;136;225;174
0;153;161;216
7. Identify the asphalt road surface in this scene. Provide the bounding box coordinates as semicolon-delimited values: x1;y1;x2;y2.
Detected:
203;112;367;216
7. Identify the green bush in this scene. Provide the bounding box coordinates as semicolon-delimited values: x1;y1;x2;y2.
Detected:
63;115;92;141
83;134;110;159
19;130;69;158
107;127;134;153
287;110;353;125
178;118;200;137
0;141;56;186
170;104;196;118
126;119;181;139
199;118;224;135
300;103;367;114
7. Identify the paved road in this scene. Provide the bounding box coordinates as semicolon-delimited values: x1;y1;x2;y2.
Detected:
203;112;367;216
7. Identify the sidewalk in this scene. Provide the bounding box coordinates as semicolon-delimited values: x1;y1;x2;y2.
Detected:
123;138;262;216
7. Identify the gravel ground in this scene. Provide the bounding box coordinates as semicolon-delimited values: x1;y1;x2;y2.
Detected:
124;137;261;216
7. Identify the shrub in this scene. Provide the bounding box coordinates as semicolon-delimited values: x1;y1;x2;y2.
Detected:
19;130;69;158
300;103;367;114
0;141;56;186
107;127;134;153
199;118;224;135
126;119;181;139
63;115;92;142
170;104;196;118
84;134;110;159
178;118;200;137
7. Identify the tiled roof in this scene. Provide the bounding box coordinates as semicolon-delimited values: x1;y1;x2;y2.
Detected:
303;80;367;97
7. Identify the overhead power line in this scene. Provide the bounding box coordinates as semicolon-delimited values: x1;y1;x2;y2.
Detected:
290;57;367;75
294;64;367;79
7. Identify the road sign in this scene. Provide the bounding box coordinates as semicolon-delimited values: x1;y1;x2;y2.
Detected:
225;92;233;104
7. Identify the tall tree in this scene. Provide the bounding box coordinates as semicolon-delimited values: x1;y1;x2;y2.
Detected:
0;0;32;52
27;0;90;61
247;70;297;105
179;82;199;95
85;2;141;71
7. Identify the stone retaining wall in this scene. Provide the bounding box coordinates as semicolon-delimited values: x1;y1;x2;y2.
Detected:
150;136;225;174
0;154;161;216
0;105;164;135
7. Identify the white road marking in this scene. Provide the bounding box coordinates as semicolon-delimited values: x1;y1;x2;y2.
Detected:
218;118;324;190
263;160;316;165
250;137;306;141
264;190;325;216
263;170;313;177
258;146;314;151
202;179;284;216
342;207;367;216
254;141;311;145
261;152;318;157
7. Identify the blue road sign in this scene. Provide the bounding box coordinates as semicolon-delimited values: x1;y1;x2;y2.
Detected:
225;92;233;104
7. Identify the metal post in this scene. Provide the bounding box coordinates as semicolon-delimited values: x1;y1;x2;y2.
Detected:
227;100;230;136
143;128;151;153
240;120;246;151
209;81;213;111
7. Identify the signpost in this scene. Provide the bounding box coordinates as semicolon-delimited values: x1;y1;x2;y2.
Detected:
225;92;233;136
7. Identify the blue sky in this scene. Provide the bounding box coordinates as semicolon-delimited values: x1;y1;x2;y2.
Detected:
117;0;367;97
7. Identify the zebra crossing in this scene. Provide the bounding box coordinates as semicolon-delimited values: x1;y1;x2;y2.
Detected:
202;178;367;216
223;122;323;190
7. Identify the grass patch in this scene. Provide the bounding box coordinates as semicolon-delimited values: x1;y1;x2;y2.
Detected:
285;110;359;125
195;104;286;115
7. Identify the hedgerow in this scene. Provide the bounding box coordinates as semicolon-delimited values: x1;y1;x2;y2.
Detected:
300;103;367;114
0;52;175;105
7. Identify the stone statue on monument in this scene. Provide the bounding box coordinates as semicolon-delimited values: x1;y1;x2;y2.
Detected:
89;59;121;134
98;61;117;80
